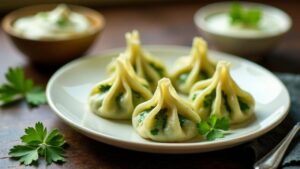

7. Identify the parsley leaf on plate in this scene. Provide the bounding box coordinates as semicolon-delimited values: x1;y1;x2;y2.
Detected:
9;122;67;165
0;67;47;106
198;115;230;141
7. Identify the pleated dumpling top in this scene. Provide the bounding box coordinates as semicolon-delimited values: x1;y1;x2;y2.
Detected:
171;37;215;94
132;78;200;142
108;30;167;91
89;57;152;120
190;61;255;124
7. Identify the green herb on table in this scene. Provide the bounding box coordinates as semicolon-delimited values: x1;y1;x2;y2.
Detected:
198;115;230;141
229;2;262;28
0;67;47;106
9;122;67;165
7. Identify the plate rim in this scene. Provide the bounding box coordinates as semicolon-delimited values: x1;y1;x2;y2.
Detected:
46;45;290;153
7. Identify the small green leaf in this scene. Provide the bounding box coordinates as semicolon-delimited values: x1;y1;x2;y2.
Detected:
215;117;230;131
197;116;230;141
207;129;224;141
21;122;46;145
0;67;46;106
9;122;67;166
198;121;210;135
9;145;39;165
25;87;47;106
45;146;66;164
208;115;218;127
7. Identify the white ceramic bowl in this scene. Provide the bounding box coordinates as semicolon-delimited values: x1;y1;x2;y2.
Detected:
194;1;292;60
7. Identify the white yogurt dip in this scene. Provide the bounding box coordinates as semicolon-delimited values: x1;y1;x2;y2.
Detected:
205;12;286;38
13;4;91;40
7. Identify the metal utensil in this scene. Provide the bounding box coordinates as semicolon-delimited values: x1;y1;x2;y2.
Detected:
254;122;300;169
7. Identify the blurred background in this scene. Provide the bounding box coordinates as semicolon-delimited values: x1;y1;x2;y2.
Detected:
0;0;299;73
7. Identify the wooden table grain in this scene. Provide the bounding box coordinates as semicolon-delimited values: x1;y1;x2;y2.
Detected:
0;1;299;169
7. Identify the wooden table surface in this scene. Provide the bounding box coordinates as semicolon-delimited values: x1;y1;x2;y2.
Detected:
0;1;299;169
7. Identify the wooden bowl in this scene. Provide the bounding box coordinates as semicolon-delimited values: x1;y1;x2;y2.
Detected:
2;4;105;66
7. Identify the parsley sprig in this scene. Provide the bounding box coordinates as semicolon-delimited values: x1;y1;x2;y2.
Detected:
9;122;67;165
198;115;230;141
0;67;47;106
229;2;262;28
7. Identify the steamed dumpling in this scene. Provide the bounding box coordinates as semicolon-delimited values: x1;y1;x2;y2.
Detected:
189;61;255;124
132;78;200;142
89;57;152;119
107;30;168;91
171;37;215;94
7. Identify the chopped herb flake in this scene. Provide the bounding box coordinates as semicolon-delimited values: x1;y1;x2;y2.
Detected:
99;85;111;92
149;63;164;77
222;92;232;113
197;115;230;141
150;128;159;135
178;73;189;84
238;97;249;111
229;2;262;28
200;71;209;80
203;90;216;108
179;115;186;126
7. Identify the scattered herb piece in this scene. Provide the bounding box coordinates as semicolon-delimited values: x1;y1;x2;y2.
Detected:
0;67;47;106
151;108;168;135
149;63;164;77
197;115;230;141
116;93;124;108
56;18;69;27
200;71;209;80
179;115;186;126
132;91;144;106
150;128;159;135
222;92;232;113
229;2;262;28
203;90;216;108
99;84;111;93
191;92;199;101
138;106;154;125
9;122;66;165
178;73;189;84
238;97;249;111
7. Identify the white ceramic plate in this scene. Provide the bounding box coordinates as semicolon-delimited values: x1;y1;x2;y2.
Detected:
47;46;290;153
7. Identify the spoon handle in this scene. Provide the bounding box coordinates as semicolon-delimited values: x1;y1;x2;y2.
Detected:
254;122;300;169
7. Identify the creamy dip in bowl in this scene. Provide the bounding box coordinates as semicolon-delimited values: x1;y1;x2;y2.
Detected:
2;4;105;65
194;2;291;59
13;4;92;40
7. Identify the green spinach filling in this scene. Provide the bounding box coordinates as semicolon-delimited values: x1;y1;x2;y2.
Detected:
203;89;216;109
222;92;232;113
151;108;168;135
149;62;164;77
238;97;249;111
99;84;111;93
178;72;190;84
